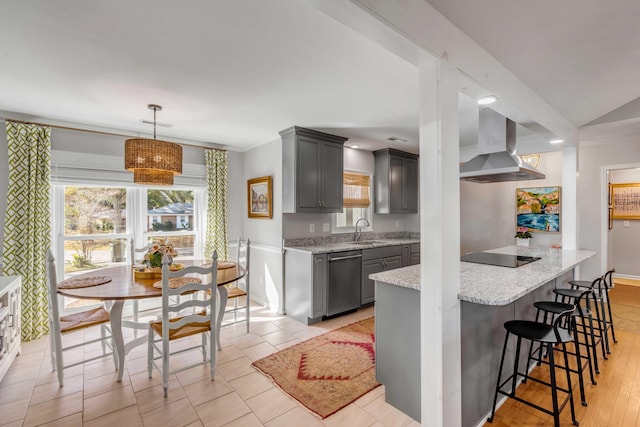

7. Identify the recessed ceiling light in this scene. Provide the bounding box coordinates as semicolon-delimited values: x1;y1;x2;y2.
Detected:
350;144;360;149
477;95;497;105
386;137;408;143
549;139;564;144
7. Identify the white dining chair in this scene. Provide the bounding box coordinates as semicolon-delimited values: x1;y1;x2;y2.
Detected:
46;249;117;387
217;238;250;345
147;252;217;397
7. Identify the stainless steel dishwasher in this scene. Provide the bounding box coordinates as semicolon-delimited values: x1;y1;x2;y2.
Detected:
327;250;362;317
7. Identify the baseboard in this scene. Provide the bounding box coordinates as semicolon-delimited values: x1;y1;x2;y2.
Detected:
613;274;640;287
249;294;281;313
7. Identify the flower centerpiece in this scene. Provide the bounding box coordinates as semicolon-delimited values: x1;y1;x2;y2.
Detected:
144;241;178;269
134;241;184;279
514;227;532;246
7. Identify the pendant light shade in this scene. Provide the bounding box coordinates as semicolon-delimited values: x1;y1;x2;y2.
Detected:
125;104;182;186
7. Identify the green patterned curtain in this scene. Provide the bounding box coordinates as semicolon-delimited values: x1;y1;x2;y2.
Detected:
2;122;52;341
204;149;229;260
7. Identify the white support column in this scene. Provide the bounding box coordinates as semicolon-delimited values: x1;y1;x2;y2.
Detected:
419;54;461;427
561;130;579;251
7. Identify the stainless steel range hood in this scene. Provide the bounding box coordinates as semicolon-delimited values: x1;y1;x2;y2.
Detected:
460;108;545;183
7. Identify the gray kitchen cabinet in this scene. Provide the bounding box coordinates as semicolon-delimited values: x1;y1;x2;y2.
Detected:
401;244;411;266
373;148;419;214
311;254;327;319
361;259;383;304
409;242;420;266
284;250;327;324
281;126;347;213
361;246;402;304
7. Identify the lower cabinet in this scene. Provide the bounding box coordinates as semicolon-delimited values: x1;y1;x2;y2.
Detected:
285;242;420;323
409;243;420;266
284;251;327;324
0;276;22;384
361;246;403;304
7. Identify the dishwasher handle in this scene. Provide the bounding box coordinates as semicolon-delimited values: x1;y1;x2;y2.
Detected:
328;254;363;262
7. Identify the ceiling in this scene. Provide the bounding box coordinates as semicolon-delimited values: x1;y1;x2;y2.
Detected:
0;0;638;153
425;0;640;130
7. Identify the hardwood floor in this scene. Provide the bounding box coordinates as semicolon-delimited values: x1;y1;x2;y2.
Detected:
484;284;640;426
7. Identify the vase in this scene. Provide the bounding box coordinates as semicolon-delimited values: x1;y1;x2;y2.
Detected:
516;238;530;247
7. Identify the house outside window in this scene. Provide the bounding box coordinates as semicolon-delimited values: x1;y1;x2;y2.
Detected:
144;190;195;258
332;171;373;233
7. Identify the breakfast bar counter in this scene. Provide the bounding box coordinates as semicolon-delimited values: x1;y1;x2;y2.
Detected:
369;245;597;304
370;246;596;425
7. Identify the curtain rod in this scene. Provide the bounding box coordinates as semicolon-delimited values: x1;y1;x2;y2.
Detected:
2;117;227;151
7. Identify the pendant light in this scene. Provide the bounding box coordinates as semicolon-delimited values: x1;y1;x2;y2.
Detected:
124;104;182;186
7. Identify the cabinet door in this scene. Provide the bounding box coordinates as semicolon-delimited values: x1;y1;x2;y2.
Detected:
321;142;344;212
401;245;411;266
402;158;418;213
362;259;383;305
8;286;20;344
410;252;420;265
389;156;403;212
311;255;327;318
383;255;403;271
297;137;321;211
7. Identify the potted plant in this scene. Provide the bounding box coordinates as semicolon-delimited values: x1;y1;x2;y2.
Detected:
514;227;532;246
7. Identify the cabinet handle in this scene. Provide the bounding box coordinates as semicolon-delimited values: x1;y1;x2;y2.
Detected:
8;314;13;328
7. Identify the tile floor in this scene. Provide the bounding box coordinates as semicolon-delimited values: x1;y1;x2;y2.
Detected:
0;304;420;427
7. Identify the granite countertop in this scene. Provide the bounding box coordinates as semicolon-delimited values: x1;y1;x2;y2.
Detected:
369;245;597;306
284;238;420;254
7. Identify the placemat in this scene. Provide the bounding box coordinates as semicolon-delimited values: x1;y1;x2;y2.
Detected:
202;261;236;270
58;275;112;289
153;277;203;289
218;261;236;269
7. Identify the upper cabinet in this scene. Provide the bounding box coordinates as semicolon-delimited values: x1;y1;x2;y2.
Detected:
281;126;347;213
373;148;419;214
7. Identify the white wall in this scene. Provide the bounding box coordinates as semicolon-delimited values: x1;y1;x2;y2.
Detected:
460;151;563;254
578;139;640;279
607;168;640;277
242;138;283;312
282;147;420;238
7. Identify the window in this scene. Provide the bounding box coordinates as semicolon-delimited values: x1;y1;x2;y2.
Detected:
62;186;128;273
144;189;195;261
332;171;373;233
55;186;201;311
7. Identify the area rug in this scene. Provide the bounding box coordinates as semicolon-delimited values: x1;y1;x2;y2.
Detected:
251;317;380;419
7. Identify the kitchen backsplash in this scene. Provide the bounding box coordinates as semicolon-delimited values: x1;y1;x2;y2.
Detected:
284;231;419;247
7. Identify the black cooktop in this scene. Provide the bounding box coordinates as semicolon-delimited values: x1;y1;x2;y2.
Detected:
460;252;541;268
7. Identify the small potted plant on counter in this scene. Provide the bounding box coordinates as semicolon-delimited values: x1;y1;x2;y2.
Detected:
515;227;532;247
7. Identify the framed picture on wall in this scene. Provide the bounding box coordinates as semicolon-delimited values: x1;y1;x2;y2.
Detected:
516;186;561;232
247;176;273;219
611;183;640;219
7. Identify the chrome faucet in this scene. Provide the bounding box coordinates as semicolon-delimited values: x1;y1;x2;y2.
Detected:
354;218;370;242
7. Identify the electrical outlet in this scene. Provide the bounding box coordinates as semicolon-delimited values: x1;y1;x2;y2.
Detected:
310;223;315;233
323;223;330;232
624;220;630;227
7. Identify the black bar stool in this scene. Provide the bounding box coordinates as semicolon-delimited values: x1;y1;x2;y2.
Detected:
569;269;617;350
555;277;608;360
526;289;600;407
488;307;579;427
